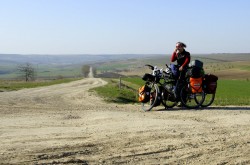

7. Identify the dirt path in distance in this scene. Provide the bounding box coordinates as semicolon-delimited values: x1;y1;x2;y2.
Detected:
0;78;249;164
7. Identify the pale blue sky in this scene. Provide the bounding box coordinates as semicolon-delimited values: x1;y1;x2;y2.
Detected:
0;0;250;54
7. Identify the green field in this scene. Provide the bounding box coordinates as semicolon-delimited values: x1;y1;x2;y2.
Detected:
214;79;250;105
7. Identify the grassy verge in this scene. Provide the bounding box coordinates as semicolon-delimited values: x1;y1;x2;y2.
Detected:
90;78;139;104
91;77;250;106
0;78;81;91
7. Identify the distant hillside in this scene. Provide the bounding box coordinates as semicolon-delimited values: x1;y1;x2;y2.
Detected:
0;54;164;79
194;53;250;62
0;54;160;65
0;53;249;79
2;53;248;65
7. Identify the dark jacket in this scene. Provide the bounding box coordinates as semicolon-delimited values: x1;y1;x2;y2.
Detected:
171;49;190;68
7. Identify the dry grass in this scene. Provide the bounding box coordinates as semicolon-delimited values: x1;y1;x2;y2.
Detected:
120;60;250;80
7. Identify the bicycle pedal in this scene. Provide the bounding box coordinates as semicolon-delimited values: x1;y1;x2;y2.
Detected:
189;95;195;99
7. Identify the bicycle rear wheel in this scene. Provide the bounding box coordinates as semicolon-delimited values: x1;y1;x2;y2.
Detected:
201;93;215;107
141;83;159;111
180;84;205;109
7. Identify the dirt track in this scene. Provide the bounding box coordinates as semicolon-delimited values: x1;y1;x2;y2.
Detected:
0;78;250;165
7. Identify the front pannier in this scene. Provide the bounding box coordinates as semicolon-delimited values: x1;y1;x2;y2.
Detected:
138;85;151;103
203;74;218;94
190;77;203;93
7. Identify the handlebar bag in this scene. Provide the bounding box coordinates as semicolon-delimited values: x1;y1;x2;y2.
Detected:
142;73;155;82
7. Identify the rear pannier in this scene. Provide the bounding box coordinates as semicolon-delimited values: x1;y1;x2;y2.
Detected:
203;74;218;94
190;77;203;93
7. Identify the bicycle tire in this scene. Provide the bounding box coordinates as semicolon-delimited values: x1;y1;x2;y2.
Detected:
161;88;177;109
141;83;159;111
180;84;205;109
201;93;215;107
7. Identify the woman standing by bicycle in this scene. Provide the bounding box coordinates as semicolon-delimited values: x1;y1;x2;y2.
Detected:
170;42;191;105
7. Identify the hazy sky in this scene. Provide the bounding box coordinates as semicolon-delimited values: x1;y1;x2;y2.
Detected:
1;0;250;54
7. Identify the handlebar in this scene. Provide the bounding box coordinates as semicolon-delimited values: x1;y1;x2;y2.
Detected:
145;64;154;70
145;64;170;70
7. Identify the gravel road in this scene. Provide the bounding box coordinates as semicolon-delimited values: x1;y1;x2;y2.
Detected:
0;78;249;164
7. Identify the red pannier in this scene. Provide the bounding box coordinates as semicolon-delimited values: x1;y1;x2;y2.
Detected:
203;74;218;94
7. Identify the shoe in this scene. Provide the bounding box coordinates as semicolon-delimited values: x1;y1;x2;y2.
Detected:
177;102;183;107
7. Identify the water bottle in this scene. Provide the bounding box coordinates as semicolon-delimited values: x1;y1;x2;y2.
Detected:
153;66;158;76
159;69;163;76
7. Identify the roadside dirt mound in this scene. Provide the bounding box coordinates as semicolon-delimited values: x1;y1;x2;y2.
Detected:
0;78;250;164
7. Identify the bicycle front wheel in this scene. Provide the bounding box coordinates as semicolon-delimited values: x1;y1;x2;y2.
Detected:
180;84;205;109
141;83;159;111
161;88;177;109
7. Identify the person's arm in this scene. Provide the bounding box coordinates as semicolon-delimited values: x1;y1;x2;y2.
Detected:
181;56;190;68
182;53;190;67
171;52;177;62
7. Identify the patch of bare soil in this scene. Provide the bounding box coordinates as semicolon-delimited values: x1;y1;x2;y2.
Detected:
213;69;250;79
0;78;250;164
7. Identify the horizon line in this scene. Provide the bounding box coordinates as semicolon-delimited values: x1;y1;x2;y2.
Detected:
1;53;250;56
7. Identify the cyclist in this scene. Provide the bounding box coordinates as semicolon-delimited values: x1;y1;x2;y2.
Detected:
170;42;191;106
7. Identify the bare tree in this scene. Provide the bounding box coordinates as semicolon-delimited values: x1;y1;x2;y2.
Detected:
17;63;35;81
